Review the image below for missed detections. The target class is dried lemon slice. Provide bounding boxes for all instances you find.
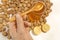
[41,24,50,33]
[32,26,41,35]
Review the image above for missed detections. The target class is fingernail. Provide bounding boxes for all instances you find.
[16,14,20,17]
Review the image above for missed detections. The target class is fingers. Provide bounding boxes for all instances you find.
[8,22,17,38]
[16,14,31,32]
[16,14,25,32]
[24,21,31,31]
[24,21,31,27]
[23,15,27,21]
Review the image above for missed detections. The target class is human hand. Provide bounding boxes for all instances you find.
[9,14,33,40]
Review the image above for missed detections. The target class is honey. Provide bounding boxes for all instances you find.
[27,12,41,22]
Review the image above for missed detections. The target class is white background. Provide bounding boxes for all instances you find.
[0,0,60,40]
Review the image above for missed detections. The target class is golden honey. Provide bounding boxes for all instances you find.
[27,12,41,22]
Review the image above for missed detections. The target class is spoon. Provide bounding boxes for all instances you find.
[21,1,45,16]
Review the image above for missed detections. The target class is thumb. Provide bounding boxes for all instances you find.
[8,22,17,38]
[16,14,26,32]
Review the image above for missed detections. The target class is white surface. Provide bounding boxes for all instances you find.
[30,0,60,40]
[0,0,60,40]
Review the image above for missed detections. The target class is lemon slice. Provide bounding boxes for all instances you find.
[32,26,41,35]
[41,24,50,33]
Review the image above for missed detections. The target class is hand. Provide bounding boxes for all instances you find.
[9,14,33,40]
